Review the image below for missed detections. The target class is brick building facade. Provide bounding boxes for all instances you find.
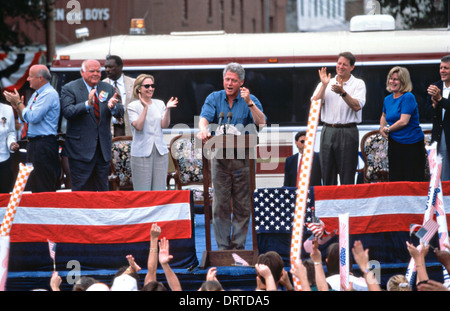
[15,0,288,46]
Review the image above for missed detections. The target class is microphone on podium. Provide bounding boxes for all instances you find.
[218,112,225,128]
[225,112,232,135]
[226,112,232,124]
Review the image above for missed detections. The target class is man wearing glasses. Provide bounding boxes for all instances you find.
[283,131,322,187]
[61,59,124,191]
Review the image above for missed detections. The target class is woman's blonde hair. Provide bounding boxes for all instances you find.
[133,74,155,99]
[386,66,413,93]
[386,274,411,291]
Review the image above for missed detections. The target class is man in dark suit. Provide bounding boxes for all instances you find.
[283,131,322,187]
[61,59,124,191]
[427,55,450,181]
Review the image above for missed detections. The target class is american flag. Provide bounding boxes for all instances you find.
[253,187,315,234]
[415,219,440,243]
[48,239,56,260]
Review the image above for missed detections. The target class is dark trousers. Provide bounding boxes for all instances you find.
[26,135,59,193]
[69,144,109,191]
[320,125,359,185]
[388,137,426,182]
[0,158,14,193]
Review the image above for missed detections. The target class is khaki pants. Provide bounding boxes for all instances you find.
[211,157,251,250]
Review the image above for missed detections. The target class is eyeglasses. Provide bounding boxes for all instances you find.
[142,84,156,89]
[299,140,305,144]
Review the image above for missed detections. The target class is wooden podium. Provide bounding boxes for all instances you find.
[199,134,259,268]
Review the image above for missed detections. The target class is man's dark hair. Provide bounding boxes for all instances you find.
[256,251,284,284]
[338,51,356,66]
[295,131,307,142]
[106,54,123,67]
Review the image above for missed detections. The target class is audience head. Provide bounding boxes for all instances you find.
[141,281,167,291]
[72,276,97,291]
[200,280,224,291]
[113,265,140,290]
[387,274,411,291]
[256,251,284,284]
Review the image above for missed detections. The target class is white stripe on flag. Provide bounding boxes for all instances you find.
[0,203,191,226]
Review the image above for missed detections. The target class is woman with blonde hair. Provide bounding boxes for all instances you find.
[386,274,411,291]
[379,66,426,182]
[127,74,178,190]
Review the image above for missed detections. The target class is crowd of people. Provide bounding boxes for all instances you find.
[44,225,450,291]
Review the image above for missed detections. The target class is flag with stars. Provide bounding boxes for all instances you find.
[253,187,315,234]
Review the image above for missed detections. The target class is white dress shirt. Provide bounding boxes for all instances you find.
[312,75,366,124]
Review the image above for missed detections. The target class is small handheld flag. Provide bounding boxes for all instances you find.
[413,219,439,244]
[48,240,56,271]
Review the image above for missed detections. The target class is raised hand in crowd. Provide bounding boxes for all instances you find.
[144,223,161,286]
[406,241,429,285]
[255,263,278,291]
[310,239,328,291]
[290,259,311,291]
[435,243,450,273]
[351,240,381,291]
[159,237,182,291]
[198,267,224,291]
[50,271,62,291]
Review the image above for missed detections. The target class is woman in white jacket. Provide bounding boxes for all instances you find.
[127,74,178,191]
[0,102,19,193]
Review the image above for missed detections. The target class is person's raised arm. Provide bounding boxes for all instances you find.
[311,67,331,102]
[406,241,429,284]
[352,240,381,291]
[159,237,181,291]
[290,259,311,291]
[130,93,149,131]
[50,271,62,291]
[161,97,178,129]
[435,243,450,273]
[144,223,160,286]
[310,240,328,291]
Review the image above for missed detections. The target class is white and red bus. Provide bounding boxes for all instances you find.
[50,27,449,187]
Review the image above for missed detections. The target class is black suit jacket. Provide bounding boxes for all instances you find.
[284,152,322,187]
[60,78,124,162]
[427,80,450,149]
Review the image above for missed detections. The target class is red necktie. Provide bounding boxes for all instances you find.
[114,81,122,102]
[93,92,100,123]
[21,93,38,139]
[296,154,303,186]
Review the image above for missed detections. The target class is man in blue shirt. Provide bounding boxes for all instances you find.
[3,64,60,192]
[198,62,266,250]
